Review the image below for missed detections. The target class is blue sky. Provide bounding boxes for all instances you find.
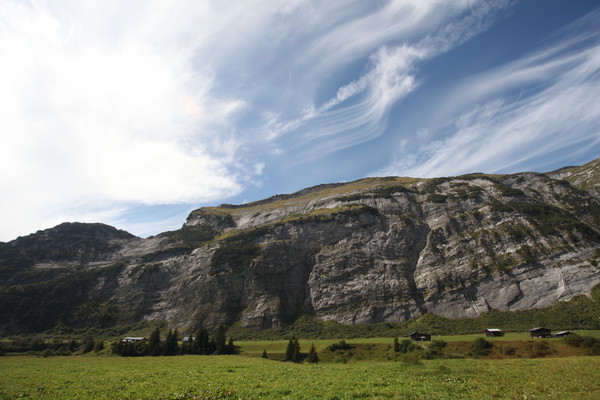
[1,0,599,241]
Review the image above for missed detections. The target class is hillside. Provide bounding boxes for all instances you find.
[1,159,600,334]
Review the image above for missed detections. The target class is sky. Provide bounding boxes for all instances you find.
[1,0,599,241]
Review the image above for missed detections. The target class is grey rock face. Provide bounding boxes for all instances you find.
[2,161,600,333]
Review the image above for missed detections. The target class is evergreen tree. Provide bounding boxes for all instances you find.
[285,337,301,362]
[68,338,80,353]
[82,336,95,354]
[292,338,301,363]
[261,349,268,359]
[171,329,180,355]
[285,338,295,361]
[226,337,235,355]
[215,325,227,355]
[307,343,319,363]
[393,337,400,352]
[180,337,190,355]
[111,340,124,356]
[148,328,162,356]
[94,340,104,353]
[163,329,179,356]
[190,329,200,354]
[134,340,147,356]
[194,328,210,355]
[163,329,172,356]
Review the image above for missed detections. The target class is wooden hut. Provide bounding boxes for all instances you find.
[408,332,431,341]
[555,330,573,337]
[122,336,147,343]
[529,327,551,338]
[485,328,504,337]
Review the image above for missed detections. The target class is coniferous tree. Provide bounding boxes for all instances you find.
[180,337,191,355]
[112,340,124,356]
[208,337,217,355]
[68,338,80,353]
[171,329,180,355]
[285,338,295,361]
[261,349,268,359]
[215,325,227,355]
[148,328,162,356]
[190,329,200,354]
[94,340,104,353]
[292,338,301,363]
[308,343,319,363]
[196,328,210,355]
[82,336,95,354]
[226,337,235,355]
[393,337,400,353]
[163,329,179,356]
[285,337,301,362]
[163,329,173,356]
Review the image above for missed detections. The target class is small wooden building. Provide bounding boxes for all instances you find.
[122,336,147,343]
[529,327,552,338]
[485,328,504,337]
[408,332,431,341]
[555,330,573,337]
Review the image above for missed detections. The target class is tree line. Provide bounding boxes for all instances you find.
[0,335,103,357]
[112,327,236,357]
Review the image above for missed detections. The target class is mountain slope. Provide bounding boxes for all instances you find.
[1,161,600,334]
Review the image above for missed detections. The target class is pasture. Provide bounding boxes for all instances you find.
[1,355,599,399]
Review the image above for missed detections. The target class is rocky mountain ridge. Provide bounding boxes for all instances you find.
[1,158,600,334]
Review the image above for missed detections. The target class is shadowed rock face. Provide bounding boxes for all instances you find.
[2,159,600,333]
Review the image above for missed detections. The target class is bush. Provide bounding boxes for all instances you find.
[428,340,447,356]
[394,339,415,354]
[563,334,584,348]
[427,194,448,203]
[528,341,552,358]
[580,336,600,355]
[328,340,351,352]
[40,349,54,358]
[470,338,493,357]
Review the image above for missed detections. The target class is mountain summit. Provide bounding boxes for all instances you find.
[1,159,600,333]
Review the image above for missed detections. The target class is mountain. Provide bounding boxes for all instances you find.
[2,159,600,334]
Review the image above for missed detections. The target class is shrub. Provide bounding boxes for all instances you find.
[528,341,551,358]
[428,340,447,356]
[328,340,351,352]
[563,334,584,348]
[470,338,493,357]
[427,194,448,203]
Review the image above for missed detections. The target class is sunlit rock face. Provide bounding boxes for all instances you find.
[2,159,600,333]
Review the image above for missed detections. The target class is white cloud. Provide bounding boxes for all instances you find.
[0,0,251,240]
[377,10,600,178]
[0,0,518,240]
[268,0,512,160]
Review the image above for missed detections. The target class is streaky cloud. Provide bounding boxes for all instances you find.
[271,0,513,162]
[377,8,600,178]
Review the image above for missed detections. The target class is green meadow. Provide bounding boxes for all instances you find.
[1,355,600,399]
[2,332,600,399]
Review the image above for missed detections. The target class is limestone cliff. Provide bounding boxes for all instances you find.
[1,159,600,333]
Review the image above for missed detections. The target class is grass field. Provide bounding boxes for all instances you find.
[235,330,600,354]
[1,355,599,399]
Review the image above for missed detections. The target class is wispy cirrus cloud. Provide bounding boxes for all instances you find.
[1,0,557,241]
[377,7,600,178]
[265,0,514,161]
